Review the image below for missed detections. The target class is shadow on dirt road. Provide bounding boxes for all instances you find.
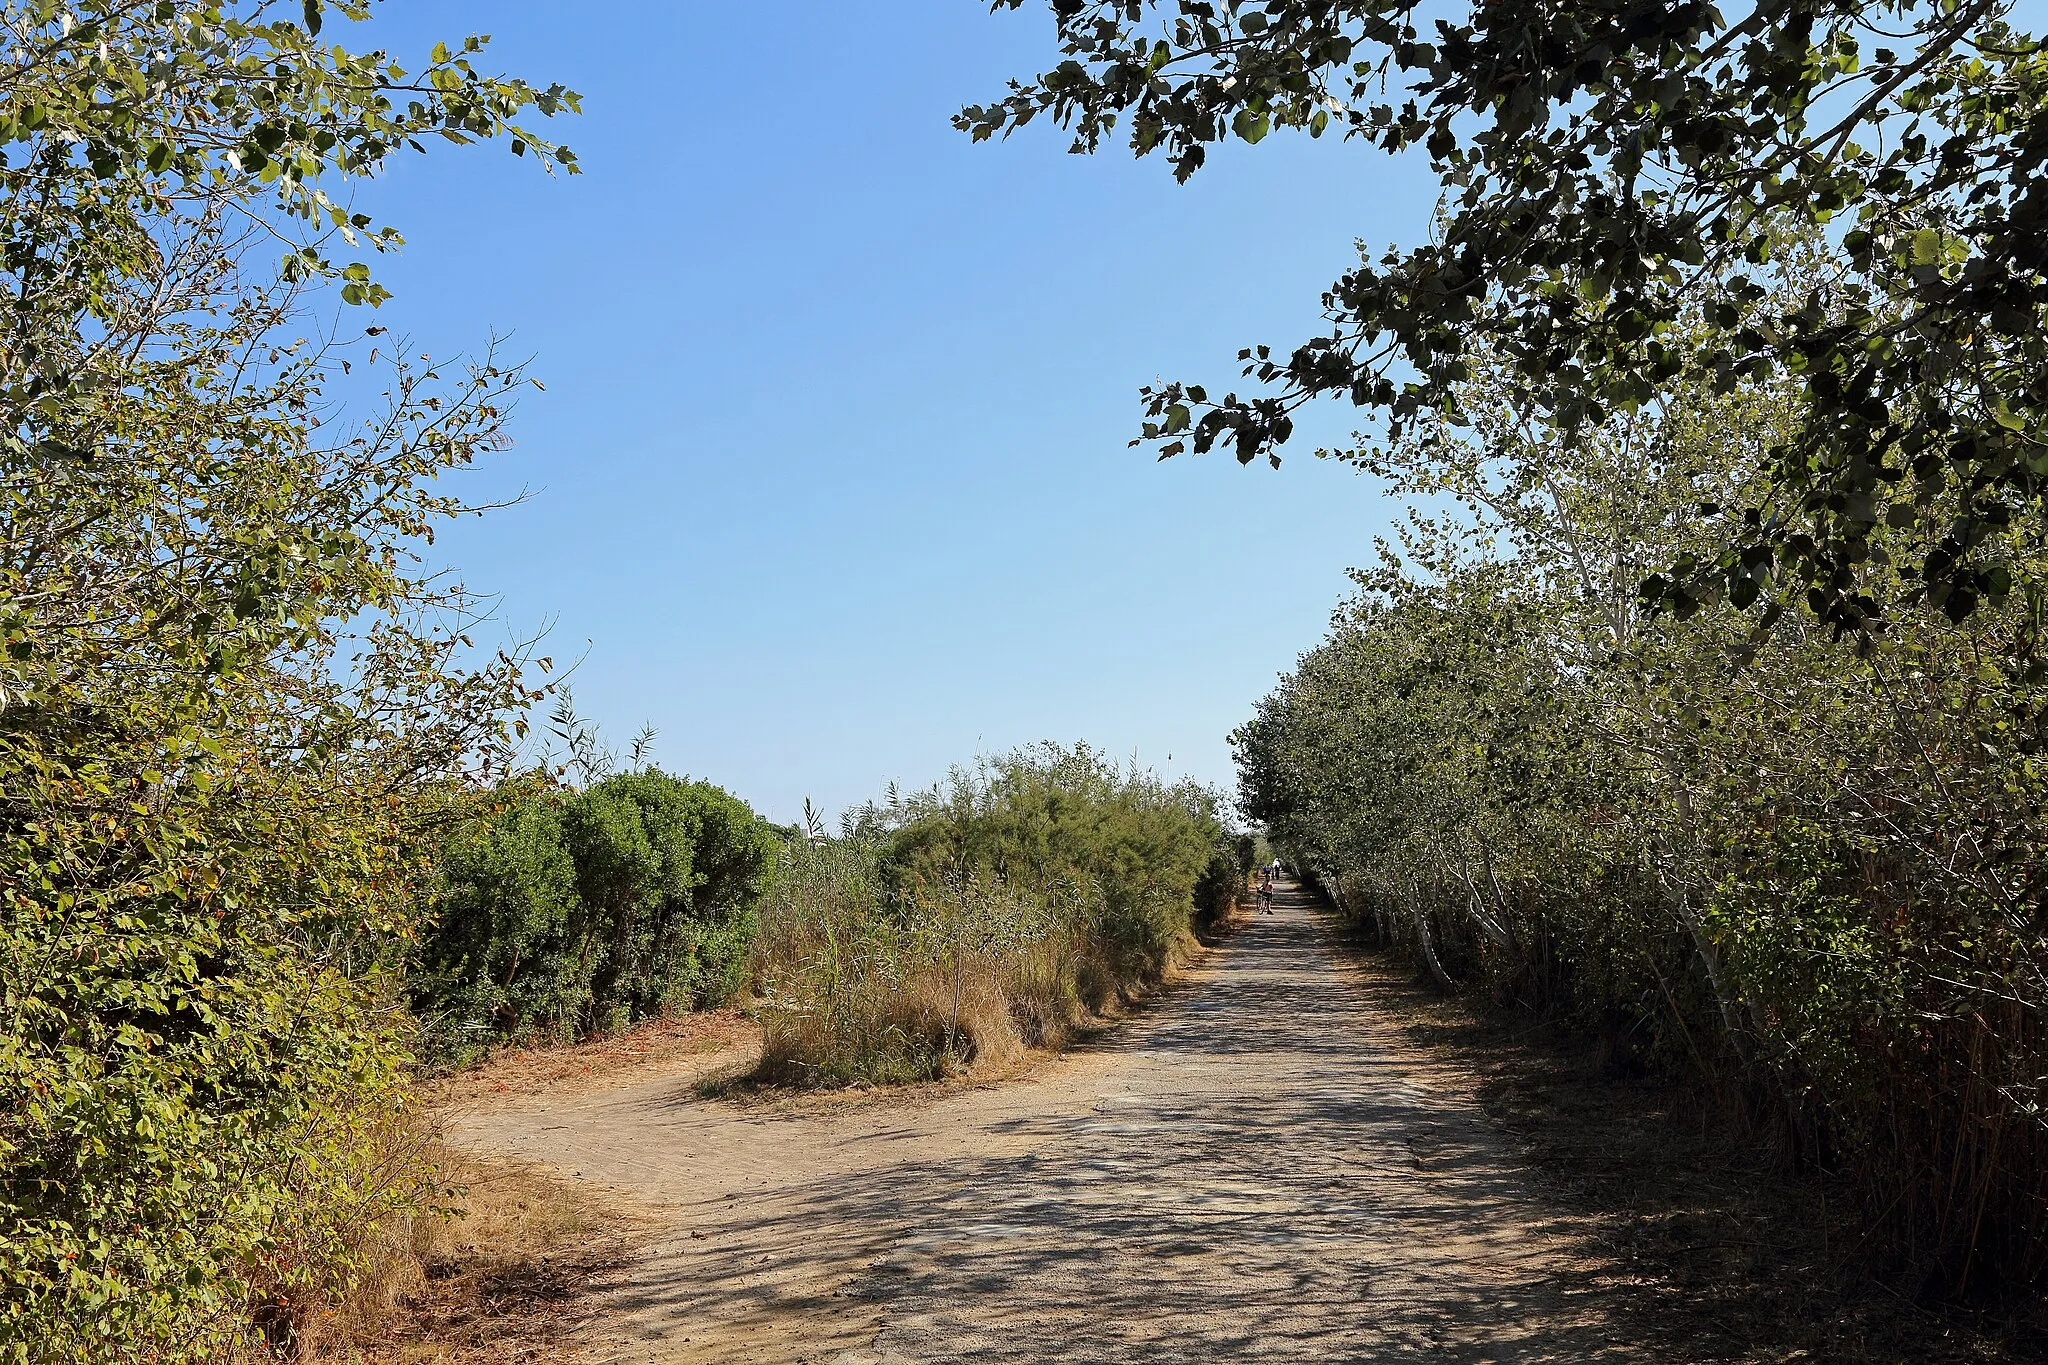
[448,884,1648,1363]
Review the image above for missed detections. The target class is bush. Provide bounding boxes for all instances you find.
[750,837,990,1086]
[0,6,575,1354]
[415,768,775,1056]
[1194,833,1254,926]
[417,784,587,1049]
[885,742,1228,972]
[752,743,1232,1085]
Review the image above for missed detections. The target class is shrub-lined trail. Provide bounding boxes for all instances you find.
[447,884,1645,1362]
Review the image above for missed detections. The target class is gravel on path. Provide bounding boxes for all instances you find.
[444,884,1648,1363]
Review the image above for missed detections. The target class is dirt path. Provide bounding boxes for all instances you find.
[444,885,1647,1362]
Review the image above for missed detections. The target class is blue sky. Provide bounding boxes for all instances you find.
[352,2,1435,825]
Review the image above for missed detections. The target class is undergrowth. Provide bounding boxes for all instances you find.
[750,743,1241,1086]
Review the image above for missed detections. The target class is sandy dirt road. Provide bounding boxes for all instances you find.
[444,885,1648,1363]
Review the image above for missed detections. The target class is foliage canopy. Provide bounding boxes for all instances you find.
[0,2,575,1357]
[967,0,2048,634]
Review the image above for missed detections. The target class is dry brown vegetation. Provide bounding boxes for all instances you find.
[314,1147,646,1365]
[300,1013,752,1361]
[746,746,1243,1088]
[430,1008,758,1107]
[755,955,1029,1085]
[747,880,1203,1090]
[1344,938,2048,1363]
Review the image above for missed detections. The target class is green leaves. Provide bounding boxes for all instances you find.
[336,261,388,308]
[1241,288,2048,1288]
[971,0,2048,635]
[419,768,776,1052]
[0,3,579,1355]
[757,744,1229,1084]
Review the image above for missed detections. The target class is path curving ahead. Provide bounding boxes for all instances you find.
[445,885,1646,1363]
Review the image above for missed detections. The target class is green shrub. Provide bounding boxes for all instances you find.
[416,768,775,1054]
[753,744,1231,1085]
[1194,834,1254,925]
[416,784,587,1050]
[885,742,1227,972]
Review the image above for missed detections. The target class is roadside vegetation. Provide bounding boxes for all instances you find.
[321,1148,643,1365]
[749,743,1244,1085]
[979,0,2048,1307]
[1234,285,2048,1297]
[16,0,2048,1358]
[413,760,775,1063]
[413,738,1244,1085]
[0,4,579,1359]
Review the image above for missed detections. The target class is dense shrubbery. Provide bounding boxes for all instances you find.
[415,769,775,1057]
[1237,316,2048,1294]
[0,6,577,1358]
[753,744,1240,1085]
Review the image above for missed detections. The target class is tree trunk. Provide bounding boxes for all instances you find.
[1408,877,1455,989]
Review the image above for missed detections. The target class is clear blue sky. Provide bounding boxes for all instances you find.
[352,2,1435,826]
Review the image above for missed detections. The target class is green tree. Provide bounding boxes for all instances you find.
[969,1,2048,635]
[562,769,775,1029]
[565,770,696,1027]
[0,3,576,1357]
[1236,324,2048,1290]
[414,767,776,1052]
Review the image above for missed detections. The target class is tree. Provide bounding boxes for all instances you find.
[0,3,576,1357]
[966,1,2048,636]
[564,770,698,1026]
[417,784,586,1046]
[1236,322,2048,1290]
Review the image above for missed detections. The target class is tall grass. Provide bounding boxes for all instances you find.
[751,744,1238,1085]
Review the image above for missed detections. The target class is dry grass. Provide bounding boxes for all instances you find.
[727,929,1210,1108]
[429,1008,758,1107]
[753,921,1214,1090]
[314,1145,646,1364]
[1335,932,2046,1363]
[1000,938,1101,1049]
[755,958,1025,1086]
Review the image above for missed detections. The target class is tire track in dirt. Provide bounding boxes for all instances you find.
[443,885,1649,1362]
